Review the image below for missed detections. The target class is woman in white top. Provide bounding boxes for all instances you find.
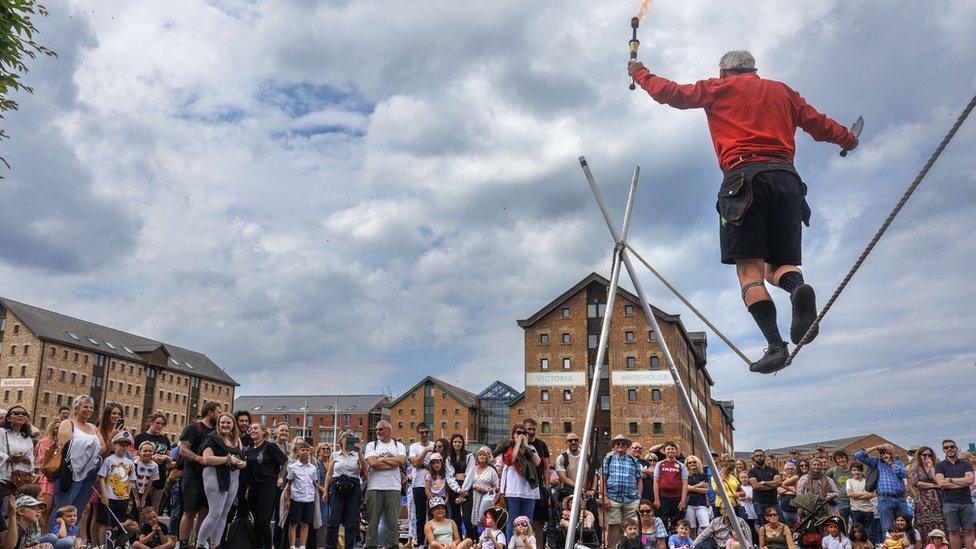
[0,405,35,479]
[462,446,500,526]
[495,425,541,542]
[49,395,104,530]
[324,429,366,549]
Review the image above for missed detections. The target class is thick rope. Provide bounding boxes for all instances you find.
[787,90,976,365]
[624,242,753,365]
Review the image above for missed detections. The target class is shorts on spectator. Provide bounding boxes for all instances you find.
[943,502,975,533]
[181,473,209,513]
[96,499,132,526]
[686,505,712,529]
[606,498,639,525]
[288,500,315,525]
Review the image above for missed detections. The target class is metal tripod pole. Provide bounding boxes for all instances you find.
[564,164,639,549]
[576,156,749,549]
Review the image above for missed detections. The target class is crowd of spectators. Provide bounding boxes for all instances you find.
[1,401,974,549]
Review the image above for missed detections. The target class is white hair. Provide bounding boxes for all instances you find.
[719,50,757,72]
[72,394,94,411]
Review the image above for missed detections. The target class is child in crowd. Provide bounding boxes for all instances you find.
[50,505,80,544]
[668,520,695,549]
[134,441,161,514]
[849,524,873,549]
[133,507,175,549]
[883,528,909,549]
[924,529,948,549]
[96,431,140,545]
[617,519,642,549]
[424,497,473,549]
[508,515,536,549]
[478,507,508,549]
[2,495,61,549]
[426,452,449,502]
[821,517,851,549]
[725,532,742,549]
[284,440,322,549]
[559,496,595,531]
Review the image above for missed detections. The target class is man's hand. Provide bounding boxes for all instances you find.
[628,60,646,77]
[678,498,687,511]
[654,498,661,509]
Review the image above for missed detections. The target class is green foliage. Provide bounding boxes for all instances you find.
[0,0,57,170]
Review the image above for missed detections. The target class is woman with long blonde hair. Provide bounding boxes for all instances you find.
[197,412,246,548]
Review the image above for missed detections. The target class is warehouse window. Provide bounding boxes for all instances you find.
[563,390,571,401]
[541,422,551,434]
[539,333,549,345]
[624,304,634,316]
[541,390,550,403]
[563,421,572,433]
[628,389,637,402]
[649,356,660,369]
[652,389,661,402]
[540,358,549,370]
[629,422,638,435]
[653,422,663,435]
[626,357,635,369]
[561,307,570,317]
[648,330,658,342]
[562,333,571,344]
[625,331,635,342]
[563,358,571,369]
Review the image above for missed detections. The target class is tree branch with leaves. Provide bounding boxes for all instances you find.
[0,0,57,170]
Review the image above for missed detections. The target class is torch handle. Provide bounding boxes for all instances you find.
[629,17,640,91]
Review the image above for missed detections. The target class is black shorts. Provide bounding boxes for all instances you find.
[181,472,208,513]
[717,163,810,266]
[288,500,315,524]
[97,498,132,526]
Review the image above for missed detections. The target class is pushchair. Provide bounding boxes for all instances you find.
[547,489,600,549]
[790,493,840,549]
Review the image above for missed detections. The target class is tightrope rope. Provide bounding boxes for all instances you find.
[787,90,976,365]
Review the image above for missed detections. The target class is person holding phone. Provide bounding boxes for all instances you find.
[324,430,365,549]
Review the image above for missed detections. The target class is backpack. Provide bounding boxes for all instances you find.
[175,421,206,469]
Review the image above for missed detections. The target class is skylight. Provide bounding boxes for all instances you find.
[105,342,117,350]
[67,331,80,341]
[274,405,286,411]
[252,406,262,411]
[169,358,180,366]
[87,337,99,345]
[300,406,309,411]
[122,346,135,354]
[321,406,334,411]
[184,362,194,369]
[345,406,356,411]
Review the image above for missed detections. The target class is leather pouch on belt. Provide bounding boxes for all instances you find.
[716,170,753,227]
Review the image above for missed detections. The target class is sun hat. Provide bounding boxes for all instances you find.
[112,430,133,444]
[428,452,442,461]
[610,434,632,447]
[15,495,46,510]
[929,529,946,540]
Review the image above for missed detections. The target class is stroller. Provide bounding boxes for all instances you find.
[790,493,840,549]
[547,489,600,549]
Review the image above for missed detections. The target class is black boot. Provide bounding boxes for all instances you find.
[790,284,818,345]
[750,342,789,374]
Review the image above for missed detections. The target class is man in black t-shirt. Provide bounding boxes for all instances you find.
[934,439,975,548]
[134,413,174,510]
[747,449,782,526]
[176,401,221,548]
[524,418,551,548]
[235,410,254,448]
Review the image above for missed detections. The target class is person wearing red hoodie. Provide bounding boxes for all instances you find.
[627,50,859,374]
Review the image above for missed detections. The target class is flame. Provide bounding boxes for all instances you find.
[634,0,653,22]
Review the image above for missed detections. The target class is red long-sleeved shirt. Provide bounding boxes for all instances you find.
[633,68,857,172]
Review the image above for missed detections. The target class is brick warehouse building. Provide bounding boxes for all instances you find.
[388,376,487,444]
[0,297,237,440]
[233,394,389,444]
[510,273,735,458]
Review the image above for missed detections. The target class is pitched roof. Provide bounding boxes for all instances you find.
[388,376,481,409]
[757,434,902,456]
[710,398,735,427]
[233,394,388,414]
[1,297,237,386]
[478,380,520,402]
[516,272,713,385]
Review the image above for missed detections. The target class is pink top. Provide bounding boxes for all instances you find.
[35,437,55,495]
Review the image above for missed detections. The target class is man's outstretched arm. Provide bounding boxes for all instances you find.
[629,62,714,110]
[794,91,858,149]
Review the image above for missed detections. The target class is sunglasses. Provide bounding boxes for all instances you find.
[921,452,933,457]
[9,410,29,417]
[566,438,579,443]
[514,430,525,435]
[766,513,778,517]
[639,509,652,514]
[944,445,956,450]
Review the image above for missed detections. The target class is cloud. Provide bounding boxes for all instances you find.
[2,0,974,453]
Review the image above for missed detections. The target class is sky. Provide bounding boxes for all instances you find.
[1,1,974,453]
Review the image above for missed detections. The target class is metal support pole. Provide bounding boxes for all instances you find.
[564,163,639,549]
[570,157,748,549]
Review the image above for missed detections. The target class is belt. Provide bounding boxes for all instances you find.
[878,493,905,498]
[725,153,791,172]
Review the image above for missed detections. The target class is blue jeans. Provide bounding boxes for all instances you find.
[505,497,537,541]
[850,510,874,535]
[50,466,99,530]
[37,534,75,549]
[326,486,362,549]
[877,495,912,537]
